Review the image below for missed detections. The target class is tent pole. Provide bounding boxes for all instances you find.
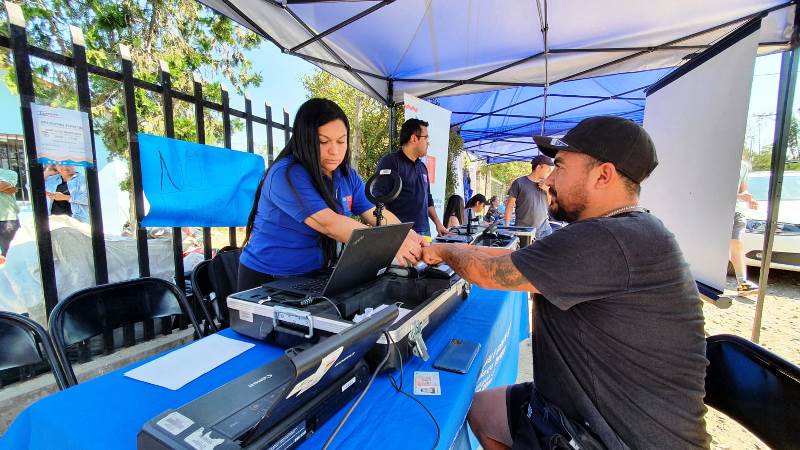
[388,79,396,149]
[536,0,549,136]
[751,48,798,343]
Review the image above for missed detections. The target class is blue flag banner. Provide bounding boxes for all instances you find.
[138,133,264,227]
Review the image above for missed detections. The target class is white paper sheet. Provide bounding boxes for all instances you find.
[124,334,254,390]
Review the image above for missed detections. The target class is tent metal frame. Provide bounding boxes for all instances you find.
[213,0,792,109]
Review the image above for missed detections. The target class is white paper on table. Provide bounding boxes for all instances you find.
[124,334,254,390]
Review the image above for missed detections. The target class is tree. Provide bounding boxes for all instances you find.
[445,128,463,198]
[488,161,530,186]
[1,0,262,161]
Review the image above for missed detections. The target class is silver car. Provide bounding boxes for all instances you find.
[741,170,800,272]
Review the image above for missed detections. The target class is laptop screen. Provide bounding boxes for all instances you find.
[323,223,413,296]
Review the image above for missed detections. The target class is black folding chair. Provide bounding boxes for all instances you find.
[48,277,202,386]
[705,334,800,449]
[206,246,241,329]
[190,259,219,336]
[0,311,69,390]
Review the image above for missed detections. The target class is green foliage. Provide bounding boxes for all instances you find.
[445,128,463,198]
[487,161,530,185]
[1,0,262,166]
[749,114,800,171]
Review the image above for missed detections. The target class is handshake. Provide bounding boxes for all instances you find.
[394,231,446,266]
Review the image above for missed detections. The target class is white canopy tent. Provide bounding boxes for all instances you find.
[196,0,796,159]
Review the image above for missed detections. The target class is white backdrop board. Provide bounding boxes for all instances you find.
[641,24,761,292]
[403,94,452,232]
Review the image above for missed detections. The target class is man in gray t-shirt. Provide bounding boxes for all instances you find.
[505,154,553,239]
[422,117,708,450]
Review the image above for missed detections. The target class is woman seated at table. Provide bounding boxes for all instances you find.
[237,98,424,291]
[442,194,465,229]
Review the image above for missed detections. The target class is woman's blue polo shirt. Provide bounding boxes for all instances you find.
[240,156,373,276]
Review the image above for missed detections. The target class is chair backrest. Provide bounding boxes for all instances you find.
[207,246,241,326]
[705,334,800,449]
[190,259,219,335]
[0,312,69,390]
[49,277,201,386]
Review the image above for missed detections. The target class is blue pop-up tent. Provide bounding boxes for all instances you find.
[196,0,795,160]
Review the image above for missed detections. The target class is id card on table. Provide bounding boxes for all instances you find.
[414,371,441,396]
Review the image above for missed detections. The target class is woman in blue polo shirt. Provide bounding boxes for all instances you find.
[237,98,423,290]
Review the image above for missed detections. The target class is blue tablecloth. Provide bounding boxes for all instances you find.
[1,287,528,450]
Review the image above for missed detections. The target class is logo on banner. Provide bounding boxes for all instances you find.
[404,104,419,113]
[426,155,436,185]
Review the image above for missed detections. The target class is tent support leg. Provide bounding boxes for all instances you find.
[751,48,798,343]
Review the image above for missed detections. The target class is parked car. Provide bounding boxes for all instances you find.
[740,171,800,272]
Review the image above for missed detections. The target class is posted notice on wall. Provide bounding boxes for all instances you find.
[403,94,452,231]
[31,103,94,167]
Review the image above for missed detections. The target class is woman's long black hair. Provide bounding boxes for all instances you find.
[442,194,465,227]
[244,98,351,268]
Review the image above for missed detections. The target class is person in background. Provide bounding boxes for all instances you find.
[375,118,449,237]
[45,165,89,224]
[505,154,554,239]
[422,116,708,450]
[730,154,759,293]
[485,195,501,223]
[237,98,425,291]
[442,194,465,229]
[43,164,58,179]
[0,167,20,263]
[466,194,488,224]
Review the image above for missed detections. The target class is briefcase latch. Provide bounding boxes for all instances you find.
[409,321,429,361]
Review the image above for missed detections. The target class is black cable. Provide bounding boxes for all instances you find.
[386,334,440,450]
[312,296,342,319]
[322,334,391,450]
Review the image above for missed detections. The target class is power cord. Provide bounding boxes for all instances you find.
[322,333,391,450]
[322,332,440,450]
[386,333,440,450]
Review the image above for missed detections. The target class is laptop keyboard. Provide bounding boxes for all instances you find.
[290,278,327,293]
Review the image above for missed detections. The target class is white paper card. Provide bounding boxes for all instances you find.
[124,334,254,390]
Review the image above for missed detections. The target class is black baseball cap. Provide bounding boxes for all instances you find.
[531,154,554,166]
[533,116,658,183]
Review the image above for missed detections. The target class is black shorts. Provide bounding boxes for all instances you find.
[506,383,606,450]
[507,382,545,450]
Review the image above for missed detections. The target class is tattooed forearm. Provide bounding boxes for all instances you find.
[438,245,536,292]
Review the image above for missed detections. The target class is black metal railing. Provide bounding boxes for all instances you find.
[1,3,289,318]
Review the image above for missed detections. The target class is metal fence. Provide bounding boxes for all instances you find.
[1,3,290,317]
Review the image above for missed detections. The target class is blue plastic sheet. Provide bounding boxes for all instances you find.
[138,133,264,227]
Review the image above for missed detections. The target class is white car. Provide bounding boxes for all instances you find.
[741,170,800,272]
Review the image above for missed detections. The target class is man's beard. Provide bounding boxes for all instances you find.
[548,186,585,223]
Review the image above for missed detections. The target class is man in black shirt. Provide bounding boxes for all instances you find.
[422,116,709,449]
[375,119,448,236]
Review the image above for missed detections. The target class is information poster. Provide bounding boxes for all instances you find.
[31,103,94,167]
[403,94,451,231]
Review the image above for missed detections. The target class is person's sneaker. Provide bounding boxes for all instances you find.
[737,280,759,294]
